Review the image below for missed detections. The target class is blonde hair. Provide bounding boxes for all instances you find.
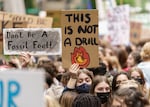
[44,95,60,107]
[140,42,150,61]
[60,91,78,107]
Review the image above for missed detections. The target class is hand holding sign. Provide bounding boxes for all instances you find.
[69,63,80,79]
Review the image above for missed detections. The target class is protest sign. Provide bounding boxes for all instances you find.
[0,69,44,107]
[107,5,130,45]
[0,20,27,40]
[61,10,99,68]
[0,11,53,26]
[130,21,142,44]
[3,28,61,55]
[0,11,53,41]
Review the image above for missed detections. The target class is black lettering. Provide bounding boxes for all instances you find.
[78,25,98,34]
[82,38,87,45]
[42,31,48,37]
[81,14,84,22]
[64,38,71,47]
[65,14,72,22]
[2,21,9,28]
[75,38,82,45]
[93,25,98,33]
[65,26,73,35]
[78,25,86,33]
[7,32,10,38]
[33,41,38,48]
[8,41,12,50]
[74,14,79,23]
[85,13,91,23]
[94,38,98,45]
[75,37,98,46]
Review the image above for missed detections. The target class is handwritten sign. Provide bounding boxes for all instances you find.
[0,11,53,40]
[107,5,130,45]
[3,28,62,55]
[0,20,27,40]
[130,21,142,44]
[0,11,53,27]
[0,69,44,107]
[61,10,99,68]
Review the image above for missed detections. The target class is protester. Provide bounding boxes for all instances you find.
[64,63,94,94]
[112,72,130,92]
[113,46,128,69]
[138,42,150,88]
[37,60,64,100]
[126,51,141,71]
[111,87,150,107]
[72,93,101,107]
[103,56,122,76]
[90,75,111,107]
[129,67,150,100]
[59,91,78,107]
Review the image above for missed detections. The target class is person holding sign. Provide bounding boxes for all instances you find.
[64,63,93,94]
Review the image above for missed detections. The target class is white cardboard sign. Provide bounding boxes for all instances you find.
[3,28,62,55]
[0,69,44,107]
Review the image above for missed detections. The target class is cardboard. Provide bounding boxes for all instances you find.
[0,20,27,40]
[0,11,53,27]
[0,11,53,41]
[0,69,44,107]
[130,21,142,44]
[61,10,99,68]
[3,28,62,55]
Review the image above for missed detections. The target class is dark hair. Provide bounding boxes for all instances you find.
[113,46,128,68]
[88,62,107,76]
[72,93,101,107]
[112,72,130,92]
[45,72,53,87]
[130,51,141,65]
[37,61,58,78]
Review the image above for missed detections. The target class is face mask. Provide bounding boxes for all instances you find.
[76,83,91,93]
[134,78,144,85]
[97,92,110,104]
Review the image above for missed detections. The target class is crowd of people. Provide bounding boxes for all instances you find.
[0,41,150,107]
